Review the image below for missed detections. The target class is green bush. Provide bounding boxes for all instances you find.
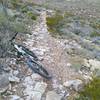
[76,77,100,100]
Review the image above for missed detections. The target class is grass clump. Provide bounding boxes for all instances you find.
[90,20,100,29]
[27,11,37,20]
[76,77,100,100]
[64,11,74,17]
[46,13,63,37]
[90,31,100,37]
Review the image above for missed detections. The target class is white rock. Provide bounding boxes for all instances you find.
[88,59,100,70]
[66,63,72,67]
[46,91,62,100]
[13,70,19,76]
[9,76,20,83]
[32,91,42,100]
[9,95,22,100]
[34,82,47,95]
[63,79,83,91]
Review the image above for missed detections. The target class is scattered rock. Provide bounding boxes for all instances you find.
[63,79,83,91]
[84,59,100,72]
[46,91,62,100]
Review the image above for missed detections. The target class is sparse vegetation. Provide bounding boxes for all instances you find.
[76,77,100,100]
[90,20,100,29]
[90,31,100,37]
[46,13,64,37]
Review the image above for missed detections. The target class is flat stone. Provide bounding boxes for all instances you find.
[46,91,62,100]
[63,79,83,91]
[34,82,47,95]
[9,95,21,100]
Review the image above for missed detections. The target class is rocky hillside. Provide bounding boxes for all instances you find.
[0,0,100,100]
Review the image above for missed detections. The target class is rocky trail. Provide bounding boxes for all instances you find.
[0,0,100,100]
[23,11,80,82]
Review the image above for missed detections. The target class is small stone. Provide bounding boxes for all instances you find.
[66,63,72,67]
[9,76,20,83]
[46,91,62,100]
[63,79,83,91]
[13,70,19,76]
[34,82,47,95]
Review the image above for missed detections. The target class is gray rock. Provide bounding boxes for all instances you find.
[0,74,9,93]
[31,91,42,100]
[63,79,83,91]
[34,82,47,95]
[46,91,62,100]
[31,73,42,81]
[9,76,20,83]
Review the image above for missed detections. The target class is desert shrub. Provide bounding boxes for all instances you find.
[46,13,63,37]
[76,77,100,100]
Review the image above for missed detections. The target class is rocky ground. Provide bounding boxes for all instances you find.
[0,0,100,100]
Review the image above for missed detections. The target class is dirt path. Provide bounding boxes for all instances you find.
[23,11,80,83]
